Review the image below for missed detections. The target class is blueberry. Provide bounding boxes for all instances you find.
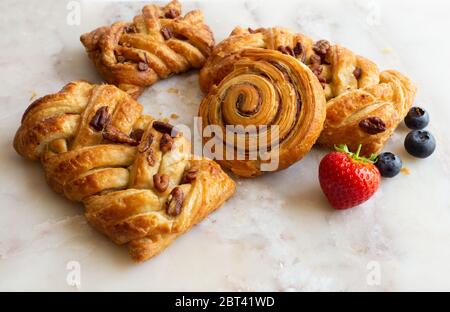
[404,107,429,130]
[404,130,436,158]
[375,152,403,178]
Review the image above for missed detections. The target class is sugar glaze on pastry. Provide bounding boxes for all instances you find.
[14,81,235,262]
[81,0,215,98]
[200,26,416,155]
[199,49,327,177]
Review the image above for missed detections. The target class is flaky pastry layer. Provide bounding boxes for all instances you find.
[199,49,327,177]
[199,26,416,156]
[81,0,215,98]
[14,81,235,262]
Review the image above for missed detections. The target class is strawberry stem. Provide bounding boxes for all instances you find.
[334,144,376,164]
[355,144,362,158]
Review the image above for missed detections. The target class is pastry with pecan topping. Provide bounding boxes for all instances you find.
[199,26,416,155]
[14,81,235,262]
[80,0,215,98]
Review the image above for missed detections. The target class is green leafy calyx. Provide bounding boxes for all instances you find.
[334,144,377,163]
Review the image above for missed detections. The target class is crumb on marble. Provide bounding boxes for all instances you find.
[167,87,180,95]
[401,167,410,175]
[29,91,37,101]
[170,113,179,120]
[382,47,393,54]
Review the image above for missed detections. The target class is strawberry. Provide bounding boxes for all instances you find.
[319,144,380,209]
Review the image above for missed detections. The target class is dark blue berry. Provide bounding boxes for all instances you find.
[404,130,436,158]
[375,152,402,178]
[404,107,429,130]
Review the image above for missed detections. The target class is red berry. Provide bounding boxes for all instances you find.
[318,145,380,209]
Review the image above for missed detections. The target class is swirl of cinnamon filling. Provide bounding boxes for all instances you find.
[199,49,327,177]
[200,26,416,155]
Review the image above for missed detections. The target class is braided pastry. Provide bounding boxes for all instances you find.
[199,49,327,177]
[199,27,416,156]
[80,0,215,98]
[13,81,235,262]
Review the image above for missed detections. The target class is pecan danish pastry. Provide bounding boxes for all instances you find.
[14,81,235,262]
[199,27,416,155]
[198,49,327,177]
[80,0,215,98]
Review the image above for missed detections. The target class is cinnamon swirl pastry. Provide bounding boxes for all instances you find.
[80,0,215,98]
[198,49,327,177]
[199,27,416,156]
[14,81,235,262]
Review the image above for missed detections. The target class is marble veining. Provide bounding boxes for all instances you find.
[0,0,449,291]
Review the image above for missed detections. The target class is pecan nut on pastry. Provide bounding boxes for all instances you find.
[198,49,327,177]
[80,0,215,99]
[13,81,235,262]
[199,26,416,155]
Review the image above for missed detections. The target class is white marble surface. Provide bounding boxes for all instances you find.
[1,0,450,291]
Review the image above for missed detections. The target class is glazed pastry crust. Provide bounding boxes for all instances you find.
[80,0,215,98]
[199,27,416,156]
[319,70,416,155]
[14,81,235,262]
[199,48,327,177]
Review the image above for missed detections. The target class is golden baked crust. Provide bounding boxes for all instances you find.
[14,81,235,262]
[199,27,416,156]
[80,0,215,98]
[199,49,327,177]
[320,70,416,155]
